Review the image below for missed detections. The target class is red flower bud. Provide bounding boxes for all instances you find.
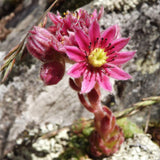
[26,26,56,62]
[40,61,65,85]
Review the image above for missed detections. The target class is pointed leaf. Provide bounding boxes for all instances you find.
[0,52,17,72]
[87,88,100,106]
[78,93,95,113]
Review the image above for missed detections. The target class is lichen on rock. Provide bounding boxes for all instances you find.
[93,0,157,12]
[136,50,160,74]
[4,123,160,160]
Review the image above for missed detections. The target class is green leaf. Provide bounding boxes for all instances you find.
[117,118,143,138]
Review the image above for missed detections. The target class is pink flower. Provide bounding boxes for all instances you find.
[65,21,135,93]
[47,7,104,53]
[48,7,104,36]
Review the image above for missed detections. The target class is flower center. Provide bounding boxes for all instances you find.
[88,48,107,67]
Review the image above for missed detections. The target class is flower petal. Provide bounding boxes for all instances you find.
[48,12,62,25]
[115,25,121,39]
[111,51,136,65]
[91,9,98,20]
[100,25,117,48]
[81,70,96,93]
[108,38,130,53]
[29,37,45,53]
[65,46,86,62]
[106,64,131,80]
[68,62,86,78]
[32,35,50,48]
[96,73,112,91]
[97,7,104,20]
[89,20,100,49]
[26,42,42,60]
[34,26,53,39]
[75,29,89,53]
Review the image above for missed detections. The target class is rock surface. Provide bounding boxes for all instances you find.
[0,0,160,159]
[3,123,160,160]
[107,134,160,160]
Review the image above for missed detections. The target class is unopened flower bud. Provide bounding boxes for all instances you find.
[26,26,55,62]
[40,61,65,85]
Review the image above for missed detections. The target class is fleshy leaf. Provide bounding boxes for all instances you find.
[78,93,95,113]
[69,78,81,92]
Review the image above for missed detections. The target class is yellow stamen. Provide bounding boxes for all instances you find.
[88,48,107,68]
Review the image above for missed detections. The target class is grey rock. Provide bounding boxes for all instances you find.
[107,134,160,160]
[4,124,160,160]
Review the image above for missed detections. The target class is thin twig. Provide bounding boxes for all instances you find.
[0,0,59,83]
[145,107,151,133]
[115,96,160,119]
[35,0,59,26]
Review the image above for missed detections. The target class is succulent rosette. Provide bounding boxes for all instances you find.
[77,85,124,157]
[89,106,124,157]
[65,20,135,93]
